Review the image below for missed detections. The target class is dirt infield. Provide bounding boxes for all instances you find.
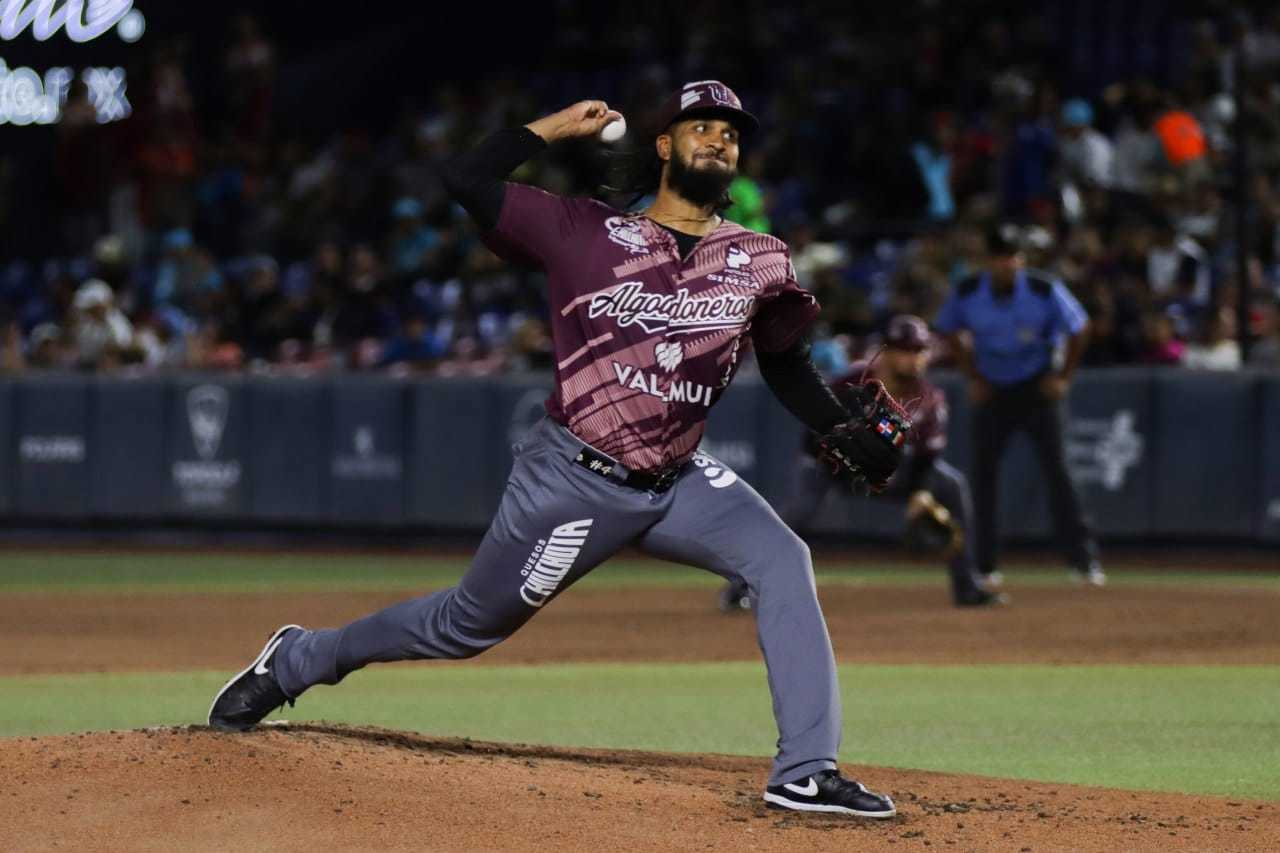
[4,578,1279,850]
[2,725,1277,852]
[5,582,1279,675]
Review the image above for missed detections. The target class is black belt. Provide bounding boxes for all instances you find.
[573,445,686,494]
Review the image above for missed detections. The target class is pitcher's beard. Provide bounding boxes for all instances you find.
[666,150,735,208]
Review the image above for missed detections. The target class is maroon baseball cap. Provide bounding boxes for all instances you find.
[884,315,931,350]
[655,80,759,135]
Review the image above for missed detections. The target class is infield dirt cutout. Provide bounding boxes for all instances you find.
[3,574,1279,851]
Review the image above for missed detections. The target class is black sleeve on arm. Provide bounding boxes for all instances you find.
[439,127,548,231]
[756,337,850,434]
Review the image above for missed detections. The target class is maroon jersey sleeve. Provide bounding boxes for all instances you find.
[913,383,949,456]
[483,183,587,270]
[750,253,820,352]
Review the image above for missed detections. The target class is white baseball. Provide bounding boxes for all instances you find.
[599,116,627,142]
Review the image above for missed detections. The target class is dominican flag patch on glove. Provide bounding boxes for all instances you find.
[877,419,906,447]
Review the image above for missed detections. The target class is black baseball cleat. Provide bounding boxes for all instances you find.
[717,578,751,613]
[764,770,897,818]
[955,588,1011,607]
[208,624,302,732]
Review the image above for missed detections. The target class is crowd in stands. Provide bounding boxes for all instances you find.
[3,3,1280,376]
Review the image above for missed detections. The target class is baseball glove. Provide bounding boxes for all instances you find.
[904,491,964,558]
[816,379,911,493]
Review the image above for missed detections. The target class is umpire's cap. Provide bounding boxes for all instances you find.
[655,80,759,136]
[985,222,1024,257]
[884,315,931,350]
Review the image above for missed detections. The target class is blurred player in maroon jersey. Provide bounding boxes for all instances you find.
[720,315,1005,611]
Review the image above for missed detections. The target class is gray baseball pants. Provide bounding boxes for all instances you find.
[274,416,841,786]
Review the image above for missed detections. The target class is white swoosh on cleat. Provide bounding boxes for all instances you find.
[783,778,818,797]
[253,636,287,675]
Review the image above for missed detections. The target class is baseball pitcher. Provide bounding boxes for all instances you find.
[209,81,909,819]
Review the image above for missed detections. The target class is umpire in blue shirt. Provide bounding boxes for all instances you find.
[934,225,1104,587]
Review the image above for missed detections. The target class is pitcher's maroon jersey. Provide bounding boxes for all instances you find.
[487,183,819,473]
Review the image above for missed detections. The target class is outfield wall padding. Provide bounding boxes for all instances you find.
[1150,372,1257,537]
[14,376,90,517]
[0,379,12,515]
[328,378,408,525]
[0,369,1274,543]
[248,379,327,523]
[406,378,500,529]
[91,378,167,518]
[1255,374,1280,543]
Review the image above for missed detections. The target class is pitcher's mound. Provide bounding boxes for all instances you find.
[1,724,1276,852]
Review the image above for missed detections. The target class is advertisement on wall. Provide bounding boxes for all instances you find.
[1065,410,1145,493]
[169,383,244,513]
[332,425,402,482]
[329,382,405,523]
[14,379,89,515]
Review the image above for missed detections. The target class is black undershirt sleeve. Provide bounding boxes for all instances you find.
[756,338,850,434]
[439,127,548,231]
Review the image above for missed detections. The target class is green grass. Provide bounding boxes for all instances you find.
[2,663,1277,800]
[1,551,1277,593]
[3,552,1277,800]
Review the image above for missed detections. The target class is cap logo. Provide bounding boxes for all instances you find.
[679,80,740,110]
[707,83,738,107]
